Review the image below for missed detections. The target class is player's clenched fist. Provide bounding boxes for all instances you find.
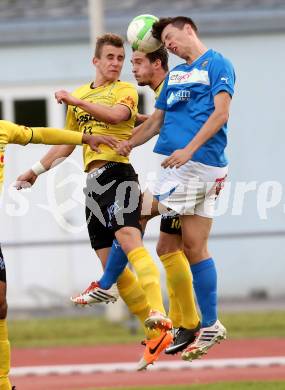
[55,90,79,106]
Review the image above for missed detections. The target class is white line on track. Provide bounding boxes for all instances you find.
[11,356,285,377]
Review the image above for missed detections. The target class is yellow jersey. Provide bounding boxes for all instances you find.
[0,145,4,194]
[64,81,138,171]
[154,81,165,100]
[0,120,83,193]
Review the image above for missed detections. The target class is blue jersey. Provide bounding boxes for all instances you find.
[154,49,235,167]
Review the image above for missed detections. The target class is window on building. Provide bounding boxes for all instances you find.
[138,93,146,114]
[14,99,47,126]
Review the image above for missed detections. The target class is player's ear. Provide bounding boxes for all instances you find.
[185,23,194,36]
[92,56,99,66]
[154,59,161,69]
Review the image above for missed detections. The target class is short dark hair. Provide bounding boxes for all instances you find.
[146,46,169,72]
[152,16,198,42]
[95,33,124,58]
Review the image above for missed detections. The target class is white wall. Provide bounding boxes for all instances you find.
[1,32,285,308]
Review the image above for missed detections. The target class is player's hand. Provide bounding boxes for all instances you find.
[116,140,133,156]
[136,113,149,124]
[15,169,38,190]
[161,148,192,169]
[82,134,119,153]
[55,90,79,106]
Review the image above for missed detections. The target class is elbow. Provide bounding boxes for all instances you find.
[108,118,121,125]
[217,111,229,126]
[108,109,131,125]
[106,115,123,125]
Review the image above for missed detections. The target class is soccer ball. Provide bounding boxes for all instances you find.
[127,14,162,53]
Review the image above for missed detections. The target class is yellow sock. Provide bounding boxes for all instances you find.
[0,319,12,390]
[117,267,159,339]
[127,247,165,315]
[160,251,200,329]
[166,280,182,328]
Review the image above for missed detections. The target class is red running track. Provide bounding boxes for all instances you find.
[11,338,285,389]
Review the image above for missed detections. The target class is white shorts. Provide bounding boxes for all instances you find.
[152,158,228,218]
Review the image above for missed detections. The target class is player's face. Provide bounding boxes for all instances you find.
[131,51,154,86]
[161,24,191,60]
[94,45,125,81]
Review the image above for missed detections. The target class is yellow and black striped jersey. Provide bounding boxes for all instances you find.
[64,81,138,171]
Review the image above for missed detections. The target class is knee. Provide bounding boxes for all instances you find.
[183,240,208,263]
[116,227,141,254]
[156,234,182,258]
[156,240,180,257]
[156,241,166,257]
[0,300,8,319]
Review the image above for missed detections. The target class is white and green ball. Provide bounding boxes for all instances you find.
[127,14,162,53]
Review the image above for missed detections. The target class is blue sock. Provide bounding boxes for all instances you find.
[99,239,128,289]
[191,258,217,328]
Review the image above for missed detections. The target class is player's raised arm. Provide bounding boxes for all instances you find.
[55,89,131,125]
[1,120,81,146]
[1,120,118,150]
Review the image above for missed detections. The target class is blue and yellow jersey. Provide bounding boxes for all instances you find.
[65,81,138,171]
